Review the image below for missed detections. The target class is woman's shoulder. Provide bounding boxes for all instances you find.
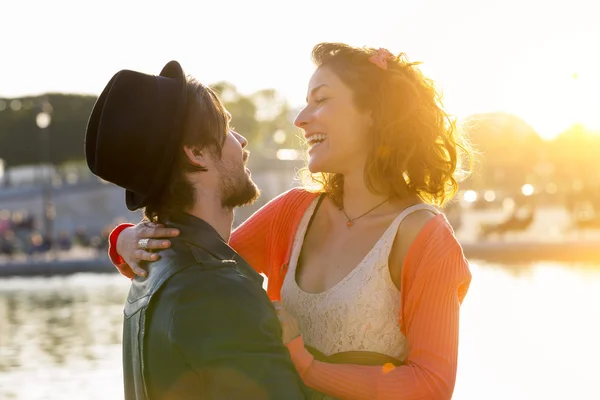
[401,211,462,258]
[402,211,470,283]
[393,204,448,250]
[390,210,448,275]
[404,209,454,241]
[392,209,465,271]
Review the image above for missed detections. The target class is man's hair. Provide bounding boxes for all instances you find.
[143,77,229,222]
[301,42,474,208]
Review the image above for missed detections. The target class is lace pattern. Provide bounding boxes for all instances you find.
[281,199,438,360]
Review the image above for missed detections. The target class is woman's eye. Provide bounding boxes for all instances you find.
[315,98,328,104]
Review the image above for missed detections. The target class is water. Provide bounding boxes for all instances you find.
[1,262,599,400]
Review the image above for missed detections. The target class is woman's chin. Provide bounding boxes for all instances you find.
[307,157,322,173]
[307,157,336,174]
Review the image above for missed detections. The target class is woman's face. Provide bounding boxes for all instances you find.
[294,66,372,174]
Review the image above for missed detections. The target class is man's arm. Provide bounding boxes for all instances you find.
[168,265,308,399]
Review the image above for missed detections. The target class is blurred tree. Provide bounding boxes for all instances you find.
[210,83,303,152]
[548,124,600,186]
[0,94,96,168]
[210,82,260,145]
[460,111,600,199]
[461,112,546,191]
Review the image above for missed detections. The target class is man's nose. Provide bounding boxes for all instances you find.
[232,131,248,148]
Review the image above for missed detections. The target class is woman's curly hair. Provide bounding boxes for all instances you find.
[301,42,473,207]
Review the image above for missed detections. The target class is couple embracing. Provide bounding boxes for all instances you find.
[85,42,472,400]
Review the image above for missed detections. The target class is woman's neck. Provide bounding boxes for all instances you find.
[339,170,390,218]
[338,170,421,219]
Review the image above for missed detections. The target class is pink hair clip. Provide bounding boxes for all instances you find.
[369,48,394,70]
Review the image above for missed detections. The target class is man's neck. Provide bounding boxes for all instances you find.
[185,192,234,242]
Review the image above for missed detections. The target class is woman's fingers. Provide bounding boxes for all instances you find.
[139,224,179,239]
[129,262,148,277]
[136,238,171,251]
[128,250,160,278]
[132,248,158,261]
[118,222,179,279]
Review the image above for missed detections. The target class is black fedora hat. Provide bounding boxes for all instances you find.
[85,61,187,211]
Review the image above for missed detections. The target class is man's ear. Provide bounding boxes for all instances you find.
[183,145,209,169]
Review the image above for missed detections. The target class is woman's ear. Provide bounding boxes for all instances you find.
[183,145,209,169]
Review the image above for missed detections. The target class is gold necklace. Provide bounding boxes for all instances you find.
[341,198,389,228]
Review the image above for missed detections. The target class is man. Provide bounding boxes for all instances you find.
[85,61,307,399]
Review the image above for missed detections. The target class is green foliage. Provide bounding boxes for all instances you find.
[209,82,302,151]
[0,94,96,167]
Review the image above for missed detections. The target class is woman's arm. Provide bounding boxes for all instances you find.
[283,223,471,400]
[230,187,315,277]
[228,200,276,276]
[107,202,279,278]
[108,187,314,279]
[107,206,276,278]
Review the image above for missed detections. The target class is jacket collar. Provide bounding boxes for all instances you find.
[166,211,264,287]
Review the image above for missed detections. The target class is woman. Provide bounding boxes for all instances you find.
[110,42,472,400]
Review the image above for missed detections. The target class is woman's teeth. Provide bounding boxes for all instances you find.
[308,134,327,147]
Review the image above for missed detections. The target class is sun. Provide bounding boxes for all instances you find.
[500,36,600,140]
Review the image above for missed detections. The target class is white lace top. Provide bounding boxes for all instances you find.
[281,197,439,361]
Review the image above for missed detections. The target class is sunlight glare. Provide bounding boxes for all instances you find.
[276,149,300,160]
[483,190,496,202]
[464,190,478,203]
[273,129,287,144]
[521,184,534,196]
[502,36,600,140]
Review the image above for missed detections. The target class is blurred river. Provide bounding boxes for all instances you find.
[1,261,599,400]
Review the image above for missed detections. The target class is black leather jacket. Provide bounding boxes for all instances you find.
[122,212,308,399]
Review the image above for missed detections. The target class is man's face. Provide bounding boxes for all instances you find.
[214,130,260,209]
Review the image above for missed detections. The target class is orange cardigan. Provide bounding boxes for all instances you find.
[109,187,471,400]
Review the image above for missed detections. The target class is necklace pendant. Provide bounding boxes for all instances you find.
[347,221,353,228]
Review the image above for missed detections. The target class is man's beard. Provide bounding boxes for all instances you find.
[215,160,260,209]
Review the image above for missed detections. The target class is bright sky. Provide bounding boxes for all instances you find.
[2,0,599,139]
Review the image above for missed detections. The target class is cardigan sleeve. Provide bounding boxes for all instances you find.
[229,202,274,276]
[284,219,471,400]
[230,187,317,278]
[107,223,136,279]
